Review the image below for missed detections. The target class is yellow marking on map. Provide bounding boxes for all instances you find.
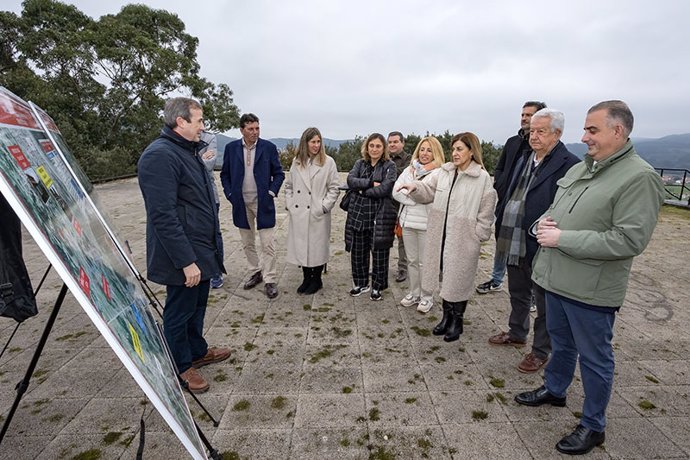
[35,165,53,188]
[128,323,145,362]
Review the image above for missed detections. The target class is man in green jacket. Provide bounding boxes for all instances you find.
[515,100,665,455]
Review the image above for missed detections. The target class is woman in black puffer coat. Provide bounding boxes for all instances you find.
[344,133,397,301]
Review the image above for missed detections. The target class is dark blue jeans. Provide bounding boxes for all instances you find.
[544,291,616,432]
[163,281,210,373]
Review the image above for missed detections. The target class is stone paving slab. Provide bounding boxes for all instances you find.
[1,175,689,459]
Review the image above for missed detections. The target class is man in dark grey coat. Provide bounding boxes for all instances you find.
[138,97,230,393]
[477,101,546,295]
[488,109,580,374]
[388,131,409,282]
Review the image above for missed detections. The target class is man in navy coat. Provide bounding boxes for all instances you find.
[138,97,231,393]
[221,113,284,299]
[488,108,580,373]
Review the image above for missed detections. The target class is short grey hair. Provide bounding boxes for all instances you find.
[588,100,634,137]
[163,97,202,129]
[532,108,565,133]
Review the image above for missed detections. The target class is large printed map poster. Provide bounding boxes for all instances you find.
[0,87,207,460]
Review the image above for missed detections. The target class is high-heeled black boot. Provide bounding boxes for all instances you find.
[297,266,311,294]
[304,266,324,294]
[433,300,452,336]
[443,300,467,342]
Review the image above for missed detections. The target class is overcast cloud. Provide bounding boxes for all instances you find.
[6,0,690,144]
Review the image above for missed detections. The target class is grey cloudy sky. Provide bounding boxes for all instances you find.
[6,0,690,144]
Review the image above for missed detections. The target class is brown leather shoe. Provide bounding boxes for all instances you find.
[265,282,278,299]
[243,271,263,290]
[192,347,232,369]
[488,331,526,347]
[179,367,209,394]
[518,352,549,373]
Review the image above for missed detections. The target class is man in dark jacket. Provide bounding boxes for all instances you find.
[221,114,284,299]
[477,101,546,295]
[388,131,409,282]
[138,97,230,394]
[488,109,580,374]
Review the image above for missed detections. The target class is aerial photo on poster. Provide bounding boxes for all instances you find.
[0,86,206,459]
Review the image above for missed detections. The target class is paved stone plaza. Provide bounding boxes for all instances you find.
[1,174,689,459]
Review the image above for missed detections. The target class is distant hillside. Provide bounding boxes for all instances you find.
[566,133,690,171]
[215,134,349,153]
[213,132,690,172]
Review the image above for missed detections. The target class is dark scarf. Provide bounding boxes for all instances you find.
[495,151,538,266]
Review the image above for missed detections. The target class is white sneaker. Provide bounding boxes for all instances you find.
[417,299,433,313]
[400,294,419,307]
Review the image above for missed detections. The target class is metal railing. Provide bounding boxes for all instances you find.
[655,168,690,207]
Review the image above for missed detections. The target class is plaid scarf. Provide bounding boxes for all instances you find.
[495,151,538,266]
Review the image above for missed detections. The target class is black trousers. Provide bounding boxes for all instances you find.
[350,229,390,290]
[507,259,550,359]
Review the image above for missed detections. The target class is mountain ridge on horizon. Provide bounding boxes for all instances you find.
[214,132,690,171]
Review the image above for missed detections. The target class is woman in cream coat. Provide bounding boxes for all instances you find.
[397,132,496,342]
[392,136,445,313]
[285,127,341,294]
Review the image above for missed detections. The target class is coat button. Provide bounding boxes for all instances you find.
[307,205,310,209]
[297,190,300,193]
[295,204,299,208]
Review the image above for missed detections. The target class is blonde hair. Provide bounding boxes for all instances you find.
[295,127,326,168]
[411,136,445,168]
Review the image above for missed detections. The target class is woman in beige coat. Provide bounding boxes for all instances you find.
[285,127,341,294]
[397,132,496,342]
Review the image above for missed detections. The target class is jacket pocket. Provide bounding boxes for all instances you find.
[548,253,604,300]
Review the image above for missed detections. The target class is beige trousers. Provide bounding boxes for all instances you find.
[239,200,277,283]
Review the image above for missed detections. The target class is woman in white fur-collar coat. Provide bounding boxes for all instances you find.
[397,132,496,342]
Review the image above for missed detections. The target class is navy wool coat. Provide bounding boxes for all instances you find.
[497,141,580,265]
[138,126,225,286]
[220,138,285,229]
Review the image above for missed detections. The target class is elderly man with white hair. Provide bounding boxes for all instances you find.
[488,108,580,374]
[515,100,665,455]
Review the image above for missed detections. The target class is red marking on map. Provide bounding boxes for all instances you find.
[8,145,30,170]
[102,275,112,301]
[79,267,91,297]
[35,110,60,132]
[39,139,55,153]
[72,217,83,236]
[0,95,41,129]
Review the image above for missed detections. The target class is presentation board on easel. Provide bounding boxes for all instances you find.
[0,87,207,460]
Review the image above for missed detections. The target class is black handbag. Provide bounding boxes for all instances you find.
[339,189,353,211]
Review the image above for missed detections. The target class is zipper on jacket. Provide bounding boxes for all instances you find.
[568,186,589,214]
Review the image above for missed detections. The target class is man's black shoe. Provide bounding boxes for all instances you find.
[395,270,407,283]
[243,271,262,290]
[556,425,605,455]
[265,282,278,299]
[515,385,566,407]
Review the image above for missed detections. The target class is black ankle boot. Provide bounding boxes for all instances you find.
[444,300,467,342]
[297,267,311,294]
[304,266,324,294]
[433,300,452,336]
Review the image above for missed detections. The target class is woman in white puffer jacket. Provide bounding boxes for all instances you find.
[392,136,445,313]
